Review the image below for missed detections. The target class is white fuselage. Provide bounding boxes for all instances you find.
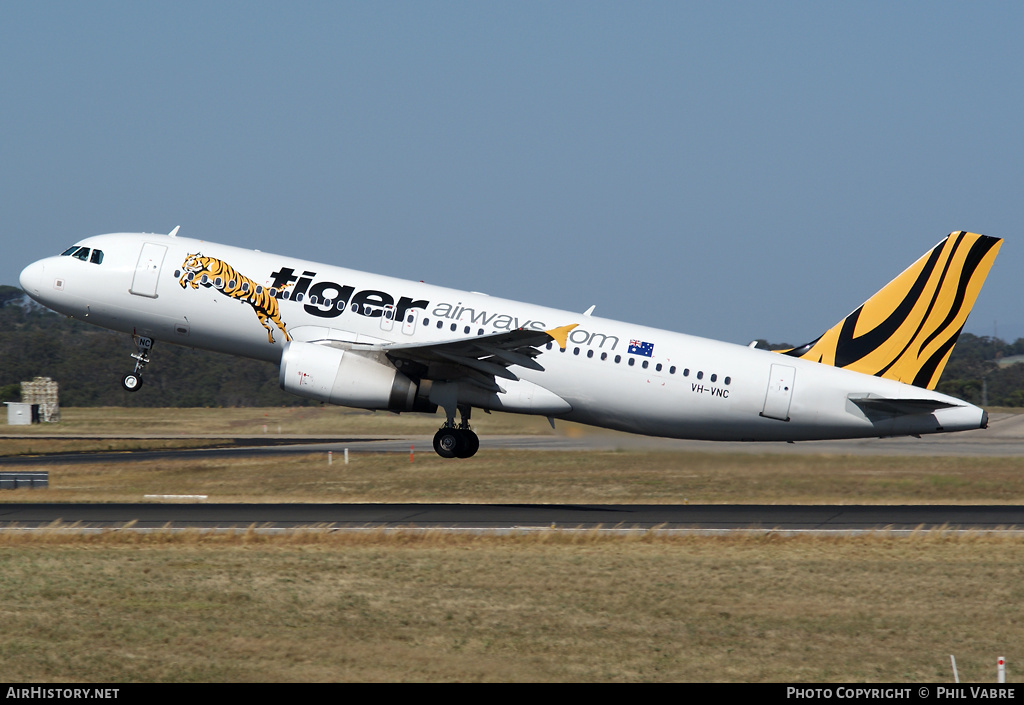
[19,232,987,441]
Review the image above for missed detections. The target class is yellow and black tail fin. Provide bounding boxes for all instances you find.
[778,231,1002,390]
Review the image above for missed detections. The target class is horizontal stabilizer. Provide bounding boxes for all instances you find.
[849,396,958,416]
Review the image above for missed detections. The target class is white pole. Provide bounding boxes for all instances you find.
[328,450,332,466]
[951,655,959,683]
[344,448,349,465]
[998,656,1006,684]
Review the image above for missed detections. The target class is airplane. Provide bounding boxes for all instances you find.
[19,228,1001,458]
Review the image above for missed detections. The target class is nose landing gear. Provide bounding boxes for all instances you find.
[122,336,153,392]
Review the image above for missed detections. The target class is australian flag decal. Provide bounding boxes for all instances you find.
[628,339,654,357]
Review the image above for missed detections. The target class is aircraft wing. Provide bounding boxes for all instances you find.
[377,324,577,392]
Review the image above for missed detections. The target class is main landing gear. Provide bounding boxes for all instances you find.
[432,405,480,459]
[122,335,153,392]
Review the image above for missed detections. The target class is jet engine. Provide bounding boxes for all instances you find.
[279,341,435,412]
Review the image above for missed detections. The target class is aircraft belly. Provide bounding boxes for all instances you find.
[544,351,984,442]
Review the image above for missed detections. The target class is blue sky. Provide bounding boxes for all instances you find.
[3,2,1022,345]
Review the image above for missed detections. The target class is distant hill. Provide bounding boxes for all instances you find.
[1,285,1022,407]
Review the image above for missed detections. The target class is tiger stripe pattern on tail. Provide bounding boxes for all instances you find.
[778,231,1001,390]
[178,253,292,344]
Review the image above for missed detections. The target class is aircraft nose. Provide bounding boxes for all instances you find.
[19,259,47,299]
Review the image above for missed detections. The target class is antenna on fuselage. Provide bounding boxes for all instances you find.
[168,225,180,238]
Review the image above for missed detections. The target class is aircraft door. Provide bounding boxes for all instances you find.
[761,364,795,421]
[379,304,396,331]
[402,309,419,335]
[130,243,167,298]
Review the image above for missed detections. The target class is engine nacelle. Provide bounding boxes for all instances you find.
[279,341,433,412]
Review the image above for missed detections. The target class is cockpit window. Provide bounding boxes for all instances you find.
[59,245,103,264]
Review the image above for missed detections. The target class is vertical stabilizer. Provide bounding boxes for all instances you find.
[779,231,1002,390]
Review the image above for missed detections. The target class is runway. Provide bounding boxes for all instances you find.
[4,411,1024,464]
[3,415,1024,533]
[0,502,1022,533]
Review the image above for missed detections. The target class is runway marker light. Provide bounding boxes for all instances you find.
[998,656,1006,683]
[344,448,349,465]
[410,444,414,462]
[144,494,208,500]
[328,451,332,466]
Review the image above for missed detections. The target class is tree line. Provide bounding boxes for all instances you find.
[0,286,307,407]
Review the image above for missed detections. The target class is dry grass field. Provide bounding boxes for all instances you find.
[0,531,1019,683]
[1,407,1022,682]
[0,405,554,438]
[5,449,1024,505]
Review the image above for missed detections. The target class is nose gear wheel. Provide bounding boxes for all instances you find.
[122,335,153,393]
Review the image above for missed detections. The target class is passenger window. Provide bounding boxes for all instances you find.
[628,358,635,367]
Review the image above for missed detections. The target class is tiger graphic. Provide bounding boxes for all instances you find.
[178,253,292,344]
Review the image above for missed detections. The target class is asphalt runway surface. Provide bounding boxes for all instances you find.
[3,413,1024,532]
[0,502,1022,533]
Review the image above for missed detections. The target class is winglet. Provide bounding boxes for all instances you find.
[778,231,1002,390]
[545,324,578,350]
